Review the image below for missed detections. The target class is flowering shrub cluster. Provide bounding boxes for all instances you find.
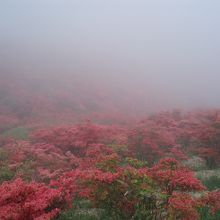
[201,190,220,214]
[0,111,220,219]
[149,158,205,194]
[128,110,220,167]
[0,178,66,220]
[168,192,201,220]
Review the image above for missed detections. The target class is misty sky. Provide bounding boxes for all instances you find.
[1,0,220,111]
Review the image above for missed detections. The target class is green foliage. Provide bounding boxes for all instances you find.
[0,148,14,183]
[125,157,147,168]
[96,157,119,172]
[0,148,9,161]
[84,166,160,219]
[202,175,220,190]
[133,192,167,220]
[108,144,128,158]
[198,206,220,220]
[16,159,36,181]
[57,209,113,220]
[0,164,15,183]
[1,127,29,140]
[57,200,112,220]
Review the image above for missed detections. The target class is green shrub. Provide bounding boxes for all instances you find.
[1,127,29,140]
[202,175,220,190]
[0,164,15,183]
[0,148,9,161]
[198,206,220,220]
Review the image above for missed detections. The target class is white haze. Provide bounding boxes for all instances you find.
[1,0,220,113]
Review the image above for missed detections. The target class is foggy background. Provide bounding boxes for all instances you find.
[1,0,220,116]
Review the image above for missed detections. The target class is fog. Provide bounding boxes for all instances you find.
[1,0,220,116]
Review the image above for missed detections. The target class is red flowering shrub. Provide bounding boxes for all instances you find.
[127,110,220,167]
[149,158,205,194]
[1,140,82,181]
[176,110,220,167]
[31,122,127,156]
[51,164,153,219]
[50,156,209,219]
[169,145,187,160]
[127,113,182,163]
[168,192,201,220]
[201,190,220,214]
[0,178,66,220]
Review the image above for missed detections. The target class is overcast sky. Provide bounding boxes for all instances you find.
[1,0,220,111]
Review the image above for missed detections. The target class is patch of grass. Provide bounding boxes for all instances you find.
[16,158,36,181]
[202,175,220,190]
[57,209,112,220]
[198,206,220,220]
[57,200,113,220]
[0,148,9,161]
[0,148,14,183]
[1,127,29,140]
[0,164,15,183]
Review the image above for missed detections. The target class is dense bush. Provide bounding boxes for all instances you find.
[0,178,67,220]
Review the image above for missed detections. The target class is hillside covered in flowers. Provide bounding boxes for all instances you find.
[1,0,220,219]
[0,77,220,219]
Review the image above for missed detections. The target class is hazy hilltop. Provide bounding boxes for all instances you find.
[1,0,220,125]
[0,73,156,125]
[1,70,220,126]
